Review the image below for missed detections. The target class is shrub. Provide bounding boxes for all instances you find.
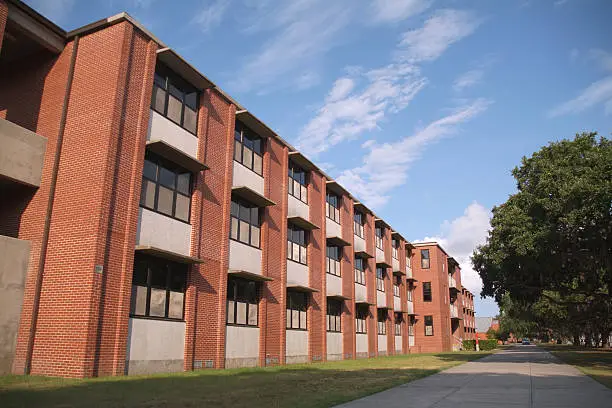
[478,339,498,351]
[462,340,476,351]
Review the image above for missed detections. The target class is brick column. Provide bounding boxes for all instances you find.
[366,213,377,357]
[308,171,325,362]
[341,196,355,360]
[0,0,7,53]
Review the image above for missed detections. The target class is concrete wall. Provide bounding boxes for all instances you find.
[326,217,342,238]
[147,109,198,159]
[0,118,47,187]
[354,235,366,253]
[392,258,400,272]
[0,236,30,374]
[286,329,308,364]
[409,336,415,347]
[326,273,342,297]
[326,332,343,360]
[377,334,387,353]
[287,194,309,219]
[376,248,385,264]
[355,284,367,303]
[407,301,414,314]
[356,333,368,358]
[232,161,264,195]
[126,318,185,375]
[394,296,401,312]
[395,335,402,352]
[136,208,192,256]
[225,325,259,368]
[229,240,262,274]
[377,290,387,308]
[287,261,308,287]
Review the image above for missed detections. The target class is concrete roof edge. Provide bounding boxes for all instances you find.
[7,0,66,37]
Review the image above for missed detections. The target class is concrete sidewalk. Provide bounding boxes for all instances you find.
[335,346,612,408]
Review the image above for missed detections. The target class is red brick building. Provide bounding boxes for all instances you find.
[0,0,475,378]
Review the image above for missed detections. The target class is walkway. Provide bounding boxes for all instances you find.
[336,346,612,407]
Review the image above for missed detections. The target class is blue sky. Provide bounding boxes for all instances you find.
[27,0,611,317]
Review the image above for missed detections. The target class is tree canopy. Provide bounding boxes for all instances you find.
[473,132,611,345]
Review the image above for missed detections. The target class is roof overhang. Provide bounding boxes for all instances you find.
[235,111,279,140]
[405,242,415,251]
[374,218,391,229]
[146,140,208,173]
[326,180,349,196]
[232,186,276,207]
[391,231,406,242]
[327,294,351,301]
[447,257,459,267]
[355,250,373,259]
[287,283,319,293]
[6,1,65,53]
[353,201,372,215]
[355,299,375,306]
[288,151,318,172]
[327,236,351,247]
[287,216,319,231]
[157,48,214,90]
[392,269,405,276]
[228,269,274,282]
[377,305,394,310]
[376,260,392,269]
[406,276,418,282]
[135,246,204,264]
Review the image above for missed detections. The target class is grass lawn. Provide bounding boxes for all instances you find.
[542,344,612,389]
[0,351,492,408]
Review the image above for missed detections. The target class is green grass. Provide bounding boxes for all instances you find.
[541,344,612,389]
[0,351,493,408]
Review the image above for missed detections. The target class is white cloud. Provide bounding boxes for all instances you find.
[398,9,482,62]
[588,49,612,72]
[372,0,433,23]
[547,76,612,117]
[295,64,427,156]
[229,0,352,92]
[554,0,569,6]
[335,98,491,208]
[192,0,230,33]
[417,202,492,296]
[453,69,484,91]
[295,71,321,90]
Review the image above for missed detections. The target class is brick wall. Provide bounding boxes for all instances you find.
[365,212,377,357]
[0,0,7,52]
[341,195,355,359]
[309,171,325,362]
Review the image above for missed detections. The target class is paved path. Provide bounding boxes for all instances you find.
[336,346,612,408]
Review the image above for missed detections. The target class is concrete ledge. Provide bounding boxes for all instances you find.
[225,357,258,369]
[126,359,184,375]
[286,355,308,365]
[0,118,47,188]
[356,352,369,359]
[327,353,343,361]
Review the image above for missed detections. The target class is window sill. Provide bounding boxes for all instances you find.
[356,331,367,334]
[234,159,264,178]
[326,217,341,225]
[288,192,308,205]
[287,258,308,266]
[286,327,308,331]
[229,237,261,250]
[151,106,198,137]
[355,281,366,286]
[129,314,185,323]
[140,204,191,225]
[327,330,342,333]
[226,323,259,328]
[326,272,342,277]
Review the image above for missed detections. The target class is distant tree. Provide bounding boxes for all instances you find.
[473,133,612,346]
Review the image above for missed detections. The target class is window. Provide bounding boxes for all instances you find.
[141,153,192,222]
[354,211,364,238]
[406,255,411,269]
[407,288,413,302]
[326,299,342,332]
[375,227,384,250]
[234,121,263,175]
[394,312,403,335]
[393,275,401,297]
[408,319,415,336]
[226,277,259,326]
[354,257,366,285]
[326,193,340,223]
[424,315,434,336]
[130,255,187,320]
[230,198,261,248]
[151,64,198,134]
[376,267,385,291]
[326,245,341,276]
[423,282,432,302]
[377,309,387,334]
[288,162,308,203]
[288,224,308,264]
[421,249,430,269]
[392,239,399,259]
[355,305,368,333]
[287,291,307,330]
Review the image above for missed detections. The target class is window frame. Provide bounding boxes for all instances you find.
[353,211,364,238]
[151,64,199,135]
[394,312,403,335]
[226,277,259,327]
[326,192,341,224]
[424,315,434,336]
[130,254,187,321]
[288,162,308,203]
[354,257,366,285]
[326,245,341,277]
[376,267,385,292]
[288,223,308,265]
[423,282,432,302]
[286,290,308,330]
[375,226,384,250]
[230,198,261,248]
[355,305,368,334]
[407,288,413,302]
[392,239,399,259]
[421,249,430,269]
[326,299,342,332]
[140,152,193,223]
[377,309,387,335]
[393,275,401,297]
[234,121,264,176]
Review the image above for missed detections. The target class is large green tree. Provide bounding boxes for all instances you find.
[473,133,612,345]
